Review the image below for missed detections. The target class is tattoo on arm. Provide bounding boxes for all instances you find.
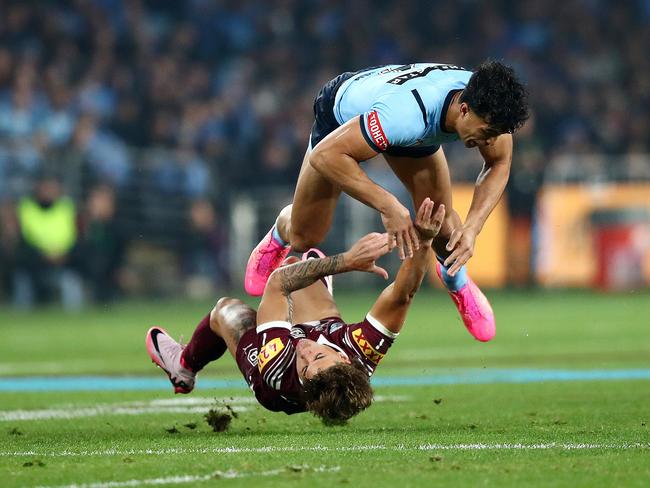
[276,253,347,295]
[286,294,294,323]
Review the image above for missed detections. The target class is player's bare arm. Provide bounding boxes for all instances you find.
[274,234,389,294]
[258,232,390,324]
[309,116,420,260]
[370,199,446,333]
[444,133,513,276]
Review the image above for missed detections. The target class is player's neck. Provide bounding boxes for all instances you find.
[443,90,463,133]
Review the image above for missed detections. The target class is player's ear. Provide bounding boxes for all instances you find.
[459,102,470,117]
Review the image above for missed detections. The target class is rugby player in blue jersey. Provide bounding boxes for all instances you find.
[245,61,529,342]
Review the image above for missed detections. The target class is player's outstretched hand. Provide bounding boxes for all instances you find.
[380,199,419,260]
[443,224,478,276]
[414,198,445,243]
[343,232,391,279]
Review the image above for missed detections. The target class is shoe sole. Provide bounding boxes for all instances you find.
[145,326,192,394]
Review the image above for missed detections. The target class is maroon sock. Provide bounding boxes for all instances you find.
[181,314,227,373]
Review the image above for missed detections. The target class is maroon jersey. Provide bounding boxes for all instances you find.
[235,314,397,415]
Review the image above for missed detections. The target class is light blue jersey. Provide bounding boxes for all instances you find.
[332,64,472,154]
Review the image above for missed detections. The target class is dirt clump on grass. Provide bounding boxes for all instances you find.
[205,408,232,432]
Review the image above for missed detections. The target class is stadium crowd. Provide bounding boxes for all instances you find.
[0,0,648,306]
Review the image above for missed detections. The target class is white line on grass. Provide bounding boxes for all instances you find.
[0,405,250,421]
[0,395,409,422]
[33,466,341,488]
[3,443,648,458]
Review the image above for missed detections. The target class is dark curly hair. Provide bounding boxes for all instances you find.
[460,60,529,134]
[302,360,373,425]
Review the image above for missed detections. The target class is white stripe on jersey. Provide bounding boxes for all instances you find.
[256,321,292,334]
[262,343,295,390]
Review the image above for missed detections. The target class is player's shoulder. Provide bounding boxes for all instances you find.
[340,314,398,369]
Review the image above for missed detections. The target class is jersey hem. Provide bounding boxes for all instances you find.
[256,321,292,333]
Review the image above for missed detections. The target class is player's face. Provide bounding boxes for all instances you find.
[456,103,501,148]
[295,339,350,381]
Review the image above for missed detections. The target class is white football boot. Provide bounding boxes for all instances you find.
[146,327,196,394]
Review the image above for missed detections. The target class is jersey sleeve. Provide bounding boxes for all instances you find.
[360,92,427,152]
[344,313,398,374]
[255,321,295,390]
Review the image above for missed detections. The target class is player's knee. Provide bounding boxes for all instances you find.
[289,230,320,252]
[278,204,292,225]
[210,297,242,332]
[211,297,257,337]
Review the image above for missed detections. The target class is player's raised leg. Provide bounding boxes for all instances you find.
[245,146,341,296]
[384,149,495,342]
[146,298,256,393]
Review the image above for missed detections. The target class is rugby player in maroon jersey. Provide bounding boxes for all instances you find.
[147,199,444,424]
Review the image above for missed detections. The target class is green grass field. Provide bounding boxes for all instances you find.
[1,289,650,487]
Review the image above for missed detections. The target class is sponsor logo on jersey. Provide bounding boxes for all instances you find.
[247,348,258,366]
[366,111,388,150]
[329,321,344,334]
[257,338,285,372]
[290,328,306,340]
[351,328,385,364]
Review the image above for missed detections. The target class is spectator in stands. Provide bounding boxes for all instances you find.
[77,184,125,303]
[11,173,83,310]
[0,0,647,299]
[181,199,230,297]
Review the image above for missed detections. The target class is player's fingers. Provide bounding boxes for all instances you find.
[372,234,391,257]
[374,233,390,254]
[422,199,433,224]
[415,199,427,224]
[372,265,389,280]
[448,250,471,276]
[402,230,413,258]
[395,232,405,260]
[433,204,445,224]
[446,228,461,251]
[431,204,445,235]
[409,226,420,251]
[386,232,396,251]
[443,247,462,268]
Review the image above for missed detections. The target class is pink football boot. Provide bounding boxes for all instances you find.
[435,262,495,342]
[245,226,291,296]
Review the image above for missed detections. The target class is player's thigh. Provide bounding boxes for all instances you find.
[290,148,341,248]
[289,282,340,324]
[384,148,460,238]
[210,298,257,359]
[384,148,453,209]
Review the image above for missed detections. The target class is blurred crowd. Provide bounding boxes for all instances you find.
[0,0,648,306]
